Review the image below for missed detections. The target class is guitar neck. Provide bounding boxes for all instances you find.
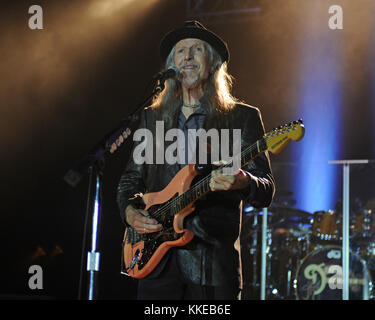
[240,137,268,168]
[168,137,268,214]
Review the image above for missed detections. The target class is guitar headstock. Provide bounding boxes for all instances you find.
[264,119,305,154]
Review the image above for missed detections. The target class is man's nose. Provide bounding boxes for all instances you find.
[184,48,194,60]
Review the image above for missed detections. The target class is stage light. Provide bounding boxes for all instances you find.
[88,0,157,18]
[89,0,135,17]
[291,2,342,213]
[0,0,159,150]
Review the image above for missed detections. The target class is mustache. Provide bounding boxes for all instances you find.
[180,63,199,69]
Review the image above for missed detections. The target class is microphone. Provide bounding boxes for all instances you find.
[152,66,180,80]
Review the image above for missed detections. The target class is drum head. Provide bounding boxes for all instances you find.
[296,245,372,300]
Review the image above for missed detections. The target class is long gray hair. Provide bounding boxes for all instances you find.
[150,42,241,130]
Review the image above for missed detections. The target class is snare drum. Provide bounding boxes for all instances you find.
[295,245,373,300]
[312,210,342,241]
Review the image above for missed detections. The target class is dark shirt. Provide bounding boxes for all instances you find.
[177,106,206,168]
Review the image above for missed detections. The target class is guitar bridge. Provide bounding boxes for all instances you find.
[126,249,141,271]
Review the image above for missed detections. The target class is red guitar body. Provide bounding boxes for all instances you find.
[123,164,198,279]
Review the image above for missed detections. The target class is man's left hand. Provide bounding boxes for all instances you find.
[209,163,250,191]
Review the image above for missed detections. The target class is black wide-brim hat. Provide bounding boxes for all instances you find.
[160,20,229,64]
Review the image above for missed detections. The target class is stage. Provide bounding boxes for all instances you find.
[1,0,375,301]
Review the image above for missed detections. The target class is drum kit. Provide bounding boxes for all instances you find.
[241,196,375,300]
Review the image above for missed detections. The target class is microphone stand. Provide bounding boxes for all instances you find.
[67,79,166,300]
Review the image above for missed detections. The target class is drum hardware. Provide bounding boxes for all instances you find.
[241,207,313,300]
[353,209,375,241]
[241,205,375,300]
[241,207,375,300]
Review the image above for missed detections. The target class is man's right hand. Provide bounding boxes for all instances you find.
[125,205,163,234]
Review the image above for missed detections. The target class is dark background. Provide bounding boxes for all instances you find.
[1,0,374,299]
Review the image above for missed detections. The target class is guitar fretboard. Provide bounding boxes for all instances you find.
[152,136,268,218]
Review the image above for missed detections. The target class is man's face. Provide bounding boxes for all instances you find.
[173,38,210,90]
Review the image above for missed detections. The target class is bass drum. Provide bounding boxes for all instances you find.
[295,245,373,300]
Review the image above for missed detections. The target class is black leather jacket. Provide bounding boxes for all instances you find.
[117,102,275,288]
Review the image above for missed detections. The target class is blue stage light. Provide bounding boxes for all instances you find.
[291,13,343,214]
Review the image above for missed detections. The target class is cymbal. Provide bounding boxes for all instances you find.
[245,206,313,228]
[268,206,312,218]
[245,206,312,217]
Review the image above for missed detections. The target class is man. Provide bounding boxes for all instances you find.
[117,21,275,300]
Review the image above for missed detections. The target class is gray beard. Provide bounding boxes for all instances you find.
[181,74,200,89]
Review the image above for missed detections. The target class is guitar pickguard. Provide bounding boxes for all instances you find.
[125,201,183,271]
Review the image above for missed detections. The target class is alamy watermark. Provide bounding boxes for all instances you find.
[28,5,43,30]
[26,4,343,31]
[132,121,242,175]
[328,5,343,30]
[28,265,43,290]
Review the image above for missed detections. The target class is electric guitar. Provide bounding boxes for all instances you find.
[123,119,305,278]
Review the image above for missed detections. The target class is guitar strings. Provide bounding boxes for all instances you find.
[150,139,264,221]
[135,123,300,243]
[151,141,259,220]
[139,136,268,242]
